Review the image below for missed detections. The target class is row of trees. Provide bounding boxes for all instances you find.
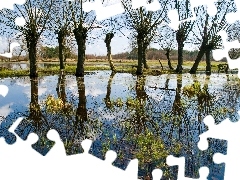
[0,0,238,77]
[113,48,213,61]
[7,47,214,62]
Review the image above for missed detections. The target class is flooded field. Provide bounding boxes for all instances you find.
[0,71,239,179]
[0,62,68,70]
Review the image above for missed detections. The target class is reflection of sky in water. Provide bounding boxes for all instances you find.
[0,71,239,130]
[0,71,239,179]
[0,71,239,122]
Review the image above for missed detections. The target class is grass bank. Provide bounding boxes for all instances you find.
[0,59,232,78]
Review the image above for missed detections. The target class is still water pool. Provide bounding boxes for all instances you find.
[0,71,239,179]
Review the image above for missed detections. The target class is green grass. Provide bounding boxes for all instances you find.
[0,69,29,78]
[0,60,231,78]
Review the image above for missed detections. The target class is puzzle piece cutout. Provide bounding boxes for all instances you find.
[0,117,65,157]
[1,0,240,180]
[0,117,67,180]
[0,85,9,97]
[77,139,139,180]
[0,117,139,180]
[212,30,240,78]
[198,112,240,180]
[152,168,163,180]
[226,0,240,24]
[0,4,25,59]
[83,0,163,22]
[14,117,56,155]
[0,42,20,58]
[83,0,124,21]
[167,155,209,180]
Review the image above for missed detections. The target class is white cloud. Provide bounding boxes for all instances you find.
[0,103,13,120]
[15,81,30,87]
[38,87,48,96]
[85,88,106,97]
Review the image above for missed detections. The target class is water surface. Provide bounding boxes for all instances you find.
[0,71,239,179]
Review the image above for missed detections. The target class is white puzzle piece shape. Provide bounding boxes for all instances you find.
[226,0,240,24]
[168,0,218,31]
[1,0,240,180]
[83,0,124,21]
[167,155,209,180]
[0,85,9,97]
[212,30,240,78]
[198,112,240,180]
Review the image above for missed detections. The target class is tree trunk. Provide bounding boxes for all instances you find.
[158,60,163,71]
[189,45,206,74]
[105,33,116,72]
[172,74,182,115]
[142,43,149,69]
[190,16,209,74]
[136,36,143,75]
[205,48,211,75]
[135,75,148,133]
[165,49,174,70]
[8,42,11,62]
[75,77,88,137]
[165,74,171,89]
[104,71,116,108]
[17,49,23,61]
[202,75,211,114]
[29,77,41,128]
[30,77,38,105]
[29,42,38,77]
[57,31,65,70]
[172,74,184,140]
[76,42,86,77]
[76,77,87,121]
[175,41,184,73]
[74,25,87,77]
[56,71,66,105]
[175,30,184,73]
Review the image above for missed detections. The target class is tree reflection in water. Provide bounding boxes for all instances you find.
[6,72,240,180]
[15,77,55,155]
[15,73,102,155]
[104,71,116,109]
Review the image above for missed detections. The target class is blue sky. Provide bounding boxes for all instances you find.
[0,0,171,56]
[0,0,222,56]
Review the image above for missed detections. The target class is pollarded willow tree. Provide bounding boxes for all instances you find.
[174,0,195,73]
[189,0,233,74]
[93,8,126,72]
[121,0,170,75]
[102,17,125,73]
[48,0,72,71]
[156,25,177,70]
[0,0,54,77]
[68,0,100,77]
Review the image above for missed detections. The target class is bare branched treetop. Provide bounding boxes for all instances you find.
[192,0,234,50]
[0,0,54,39]
[48,0,72,34]
[121,0,170,42]
[0,0,54,77]
[68,0,97,31]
